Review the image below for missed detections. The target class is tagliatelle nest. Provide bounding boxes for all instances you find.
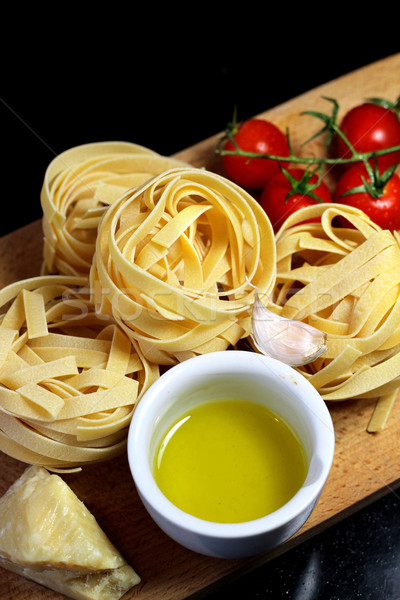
[0,275,159,471]
[90,167,277,365]
[270,203,400,429]
[41,141,189,277]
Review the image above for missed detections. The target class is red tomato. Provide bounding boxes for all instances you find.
[259,168,331,232]
[334,103,400,171]
[221,118,290,189]
[333,164,400,231]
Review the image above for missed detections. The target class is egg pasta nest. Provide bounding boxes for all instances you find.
[271,203,400,419]
[41,141,189,277]
[90,167,277,365]
[0,275,159,471]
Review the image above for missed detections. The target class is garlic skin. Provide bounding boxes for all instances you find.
[250,294,327,367]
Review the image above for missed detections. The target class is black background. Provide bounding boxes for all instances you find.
[1,14,399,236]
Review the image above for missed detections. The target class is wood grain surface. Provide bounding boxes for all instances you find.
[1,53,400,600]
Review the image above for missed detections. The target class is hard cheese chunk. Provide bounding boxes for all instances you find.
[0,466,140,599]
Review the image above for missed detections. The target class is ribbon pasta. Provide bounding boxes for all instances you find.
[91,167,277,365]
[5,131,398,477]
[271,203,400,428]
[40,141,189,277]
[0,275,159,471]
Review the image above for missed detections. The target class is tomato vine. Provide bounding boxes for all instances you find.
[215,96,400,170]
[215,96,400,231]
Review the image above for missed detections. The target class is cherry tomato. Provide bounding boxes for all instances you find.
[333,103,400,171]
[259,168,331,232]
[333,163,400,231]
[221,118,290,189]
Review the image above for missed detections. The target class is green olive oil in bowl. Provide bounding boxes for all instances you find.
[153,398,308,524]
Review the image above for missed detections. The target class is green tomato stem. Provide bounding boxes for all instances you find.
[216,144,400,167]
[217,96,400,171]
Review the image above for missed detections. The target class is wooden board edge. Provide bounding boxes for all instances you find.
[188,477,400,599]
[173,52,400,168]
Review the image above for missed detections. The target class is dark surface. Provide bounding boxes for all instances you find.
[193,490,400,599]
[1,13,400,600]
[1,16,398,236]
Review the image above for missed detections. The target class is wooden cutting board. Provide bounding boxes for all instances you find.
[1,53,400,600]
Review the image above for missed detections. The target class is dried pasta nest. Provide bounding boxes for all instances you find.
[0,275,159,471]
[90,167,277,365]
[271,203,400,425]
[41,141,189,277]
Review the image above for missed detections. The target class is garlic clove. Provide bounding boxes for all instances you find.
[250,294,327,367]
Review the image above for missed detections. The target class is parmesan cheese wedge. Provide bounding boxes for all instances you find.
[0,466,140,599]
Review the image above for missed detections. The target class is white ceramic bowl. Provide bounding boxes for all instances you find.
[127,350,335,558]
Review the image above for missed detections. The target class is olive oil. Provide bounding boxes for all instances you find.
[153,398,308,523]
